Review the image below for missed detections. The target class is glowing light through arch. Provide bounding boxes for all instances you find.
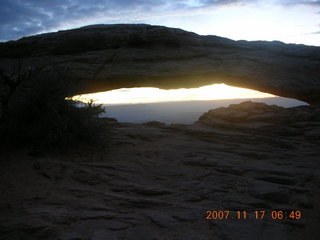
[71,83,275,105]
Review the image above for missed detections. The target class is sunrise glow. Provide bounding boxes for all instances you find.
[71,83,275,105]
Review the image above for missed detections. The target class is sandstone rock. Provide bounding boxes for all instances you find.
[144,121,166,127]
[0,24,319,122]
[34,159,66,180]
[71,169,109,185]
[198,101,320,128]
[249,181,291,204]
[254,175,297,186]
[79,211,115,220]
[58,232,83,240]
[0,101,319,240]
[105,220,129,231]
[91,230,118,240]
[128,184,174,196]
[144,211,183,230]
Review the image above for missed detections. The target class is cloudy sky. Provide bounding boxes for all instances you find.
[1,0,319,45]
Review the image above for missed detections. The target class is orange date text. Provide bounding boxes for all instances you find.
[206,210,301,220]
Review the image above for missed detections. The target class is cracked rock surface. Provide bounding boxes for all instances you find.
[0,102,320,239]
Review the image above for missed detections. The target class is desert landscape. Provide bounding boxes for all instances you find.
[0,24,320,239]
[1,101,320,239]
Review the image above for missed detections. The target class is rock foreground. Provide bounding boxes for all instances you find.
[0,24,320,114]
[0,102,320,239]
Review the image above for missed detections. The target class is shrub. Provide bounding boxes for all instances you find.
[0,77,107,149]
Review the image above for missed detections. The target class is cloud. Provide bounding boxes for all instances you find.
[0,0,319,42]
[0,0,168,41]
[300,0,320,5]
[1,0,260,41]
[277,0,320,5]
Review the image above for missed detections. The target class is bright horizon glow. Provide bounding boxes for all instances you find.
[143,2,320,46]
[71,83,276,105]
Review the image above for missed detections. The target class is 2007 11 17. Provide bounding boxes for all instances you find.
[206,211,230,219]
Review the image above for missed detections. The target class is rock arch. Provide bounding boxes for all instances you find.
[1,24,320,119]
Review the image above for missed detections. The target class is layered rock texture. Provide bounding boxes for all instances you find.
[199,101,320,125]
[0,101,319,239]
[0,24,320,120]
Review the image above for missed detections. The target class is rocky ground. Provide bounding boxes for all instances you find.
[0,101,319,240]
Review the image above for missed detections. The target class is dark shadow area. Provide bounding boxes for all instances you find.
[0,75,107,150]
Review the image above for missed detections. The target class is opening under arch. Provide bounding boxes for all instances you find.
[70,83,307,124]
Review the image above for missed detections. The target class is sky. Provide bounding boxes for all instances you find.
[0,0,320,46]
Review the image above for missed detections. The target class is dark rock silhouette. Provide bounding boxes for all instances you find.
[0,24,320,121]
[199,101,320,124]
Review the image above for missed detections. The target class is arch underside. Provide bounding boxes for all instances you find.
[0,24,320,111]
